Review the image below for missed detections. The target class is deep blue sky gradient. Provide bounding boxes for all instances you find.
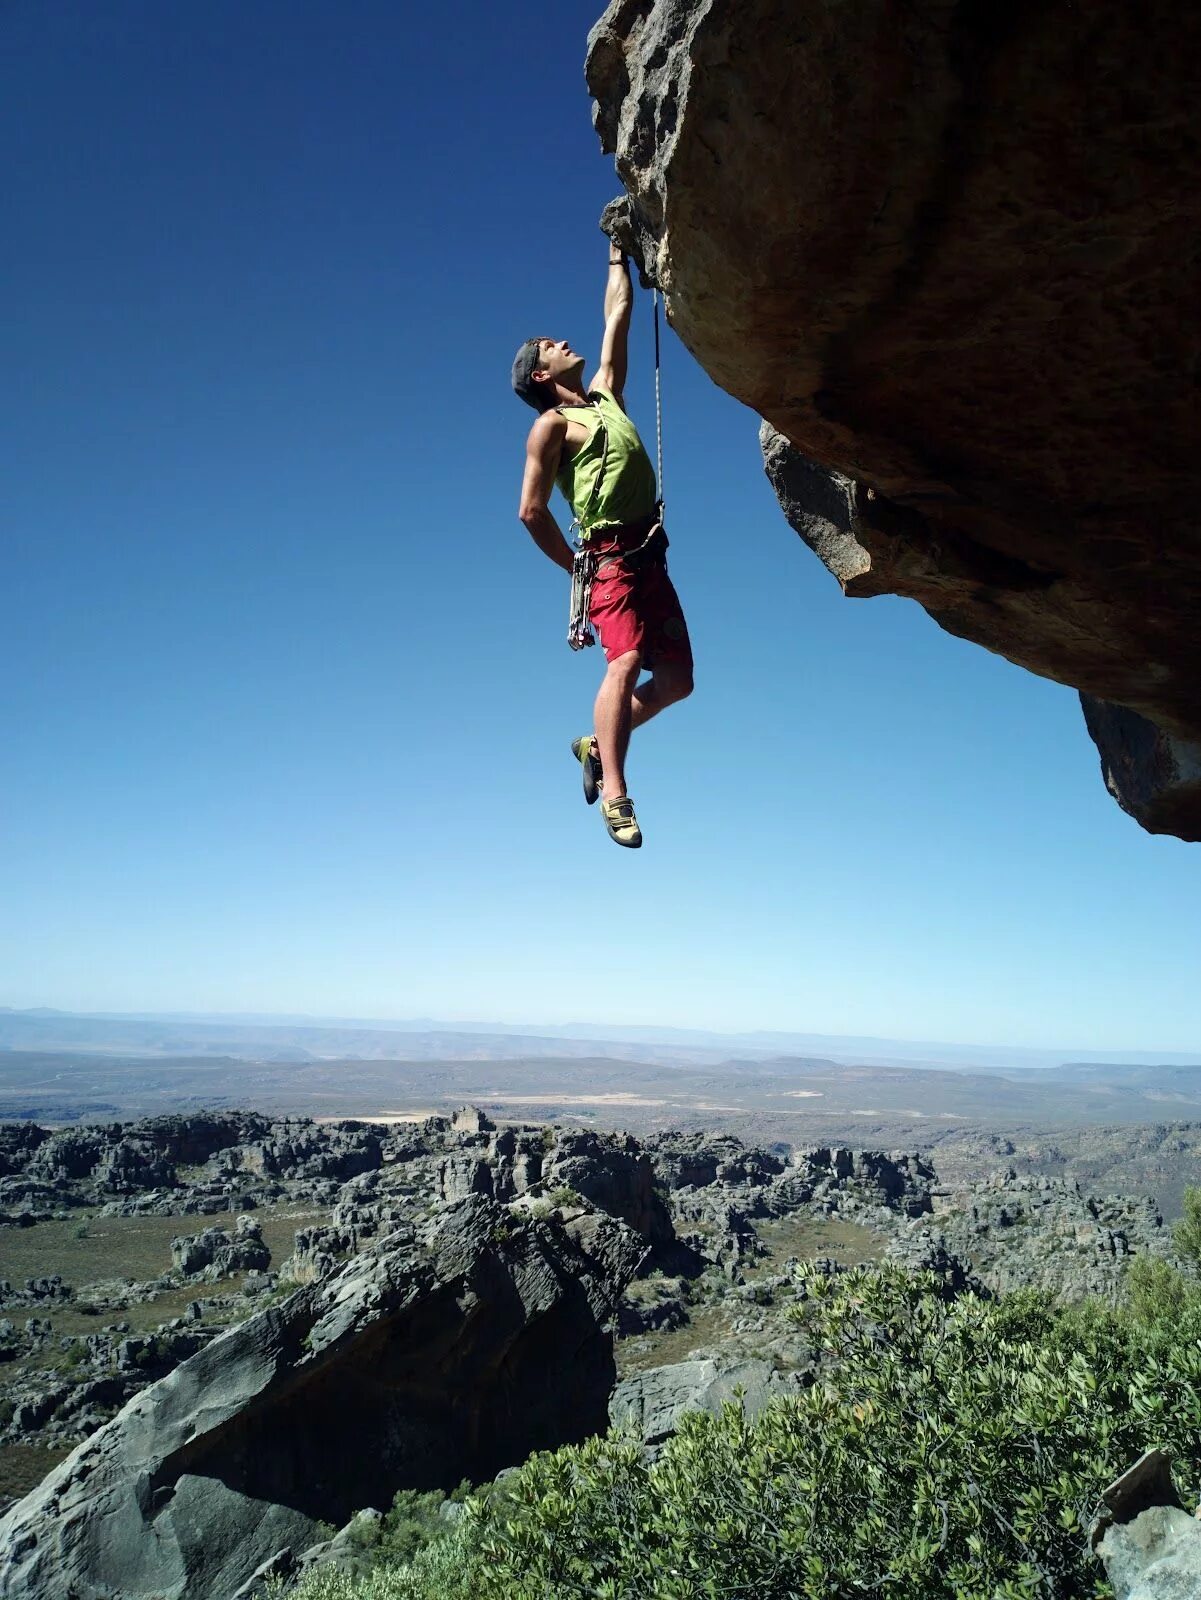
[3,0,1198,1049]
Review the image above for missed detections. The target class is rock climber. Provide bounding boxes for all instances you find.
[512,239,693,849]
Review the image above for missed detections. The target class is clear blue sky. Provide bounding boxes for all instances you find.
[3,0,1197,1053]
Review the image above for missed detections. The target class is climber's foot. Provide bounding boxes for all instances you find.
[571,735,603,806]
[601,794,642,849]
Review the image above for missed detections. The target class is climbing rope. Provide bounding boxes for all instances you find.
[652,287,664,511]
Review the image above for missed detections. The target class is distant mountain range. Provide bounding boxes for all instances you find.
[0,1006,1197,1072]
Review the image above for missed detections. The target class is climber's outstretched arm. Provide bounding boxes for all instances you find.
[590,245,632,401]
[518,411,575,575]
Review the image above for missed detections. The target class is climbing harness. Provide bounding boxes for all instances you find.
[565,287,667,651]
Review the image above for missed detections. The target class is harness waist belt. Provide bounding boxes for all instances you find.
[589,512,658,554]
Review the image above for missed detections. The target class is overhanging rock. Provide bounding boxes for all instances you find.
[588,0,1201,841]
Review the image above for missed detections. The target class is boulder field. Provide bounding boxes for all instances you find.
[0,1106,1187,1597]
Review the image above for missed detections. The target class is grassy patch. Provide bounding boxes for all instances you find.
[0,1206,326,1294]
[745,1215,884,1277]
[0,1205,326,1419]
[616,1302,736,1374]
[0,1443,72,1507]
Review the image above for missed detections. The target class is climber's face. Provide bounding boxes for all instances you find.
[532,337,586,385]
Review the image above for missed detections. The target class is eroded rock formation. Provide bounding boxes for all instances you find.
[587,0,1201,840]
[0,1195,644,1600]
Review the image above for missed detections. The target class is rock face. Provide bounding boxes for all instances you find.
[0,1196,644,1600]
[1092,1452,1201,1600]
[901,1168,1171,1300]
[587,0,1201,840]
[610,1358,787,1449]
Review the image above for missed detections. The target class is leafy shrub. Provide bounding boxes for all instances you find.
[1173,1185,1201,1269]
[290,1263,1201,1600]
[345,1483,472,1565]
[1124,1255,1196,1324]
[286,1521,483,1599]
[548,1187,582,1209]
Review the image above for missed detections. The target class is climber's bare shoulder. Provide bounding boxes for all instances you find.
[527,408,589,463]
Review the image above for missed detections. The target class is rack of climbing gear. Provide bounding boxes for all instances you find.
[568,533,597,651]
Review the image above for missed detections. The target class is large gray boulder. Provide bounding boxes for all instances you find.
[1098,1509,1201,1600]
[610,1357,787,1448]
[170,1216,271,1280]
[0,1195,645,1600]
[1092,1451,1201,1600]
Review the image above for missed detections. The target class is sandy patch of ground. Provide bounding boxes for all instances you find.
[314,1111,439,1125]
[481,1094,670,1107]
[849,1108,965,1119]
[783,1090,824,1098]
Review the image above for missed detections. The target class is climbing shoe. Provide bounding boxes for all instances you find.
[571,734,603,806]
[601,794,642,849]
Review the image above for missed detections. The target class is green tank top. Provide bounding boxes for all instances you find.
[555,386,658,538]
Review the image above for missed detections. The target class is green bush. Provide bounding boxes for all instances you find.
[291,1263,1201,1600]
[1173,1185,1201,1269]
[345,1483,472,1565]
[548,1187,582,1209]
[1124,1255,1196,1324]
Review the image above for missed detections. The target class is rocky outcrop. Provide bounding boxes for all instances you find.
[1092,1451,1201,1600]
[0,1195,644,1600]
[587,0,1201,840]
[898,1169,1172,1300]
[1,1105,1184,1528]
[544,1129,674,1245]
[610,1357,788,1449]
[170,1216,271,1280]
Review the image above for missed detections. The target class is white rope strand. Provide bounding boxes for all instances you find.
[653,288,664,510]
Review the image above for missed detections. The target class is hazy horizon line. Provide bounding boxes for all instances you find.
[1,1003,1198,1067]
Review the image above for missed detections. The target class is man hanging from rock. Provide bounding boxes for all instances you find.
[512,238,693,849]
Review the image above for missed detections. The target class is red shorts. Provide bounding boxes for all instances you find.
[588,548,693,672]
